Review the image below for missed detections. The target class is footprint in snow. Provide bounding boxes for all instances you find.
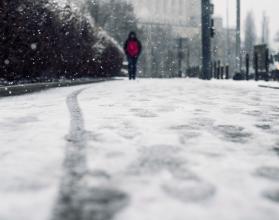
[162,178,216,203]
[255,166,279,182]
[214,125,252,143]
[262,189,279,203]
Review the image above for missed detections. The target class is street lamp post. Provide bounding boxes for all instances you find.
[236,0,241,73]
[201,0,212,80]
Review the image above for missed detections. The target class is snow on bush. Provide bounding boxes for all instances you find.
[0,0,124,82]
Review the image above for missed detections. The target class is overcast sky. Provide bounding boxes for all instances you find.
[213,0,279,49]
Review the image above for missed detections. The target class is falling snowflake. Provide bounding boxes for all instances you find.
[31,43,37,50]
[4,59,10,65]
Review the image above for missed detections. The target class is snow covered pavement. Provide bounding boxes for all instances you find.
[0,79,279,220]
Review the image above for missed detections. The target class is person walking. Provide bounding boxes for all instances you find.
[124,31,142,80]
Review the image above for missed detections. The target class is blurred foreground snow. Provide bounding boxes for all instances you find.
[0,79,279,220]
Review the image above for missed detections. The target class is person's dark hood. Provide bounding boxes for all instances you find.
[128,31,137,39]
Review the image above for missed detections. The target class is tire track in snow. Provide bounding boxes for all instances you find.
[51,88,128,220]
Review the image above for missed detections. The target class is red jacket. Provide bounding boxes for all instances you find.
[124,35,142,58]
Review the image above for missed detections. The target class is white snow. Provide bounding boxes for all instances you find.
[0,86,87,220]
[0,79,279,220]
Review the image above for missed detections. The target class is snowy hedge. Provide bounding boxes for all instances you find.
[0,0,124,81]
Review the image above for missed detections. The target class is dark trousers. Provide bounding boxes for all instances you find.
[127,57,138,80]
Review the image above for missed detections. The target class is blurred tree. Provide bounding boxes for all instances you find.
[0,0,123,82]
[87,0,138,44]
[87,0,100,24]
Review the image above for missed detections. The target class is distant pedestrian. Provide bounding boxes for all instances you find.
[124,31,142,80]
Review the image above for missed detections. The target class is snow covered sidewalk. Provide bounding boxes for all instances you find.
[0,79,279,220]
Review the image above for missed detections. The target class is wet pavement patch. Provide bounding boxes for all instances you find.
[263,189,279,203]
[194,109,209,114]
[0,151,10,159]
[179,132,201,145]
[136,155,184,174]
[255,124,271,130]
[162,179,216,203]
[191,117,215,128]
[214,125,252,143]
[116,121,141,140]
[134,110,158,118]
[243,110,263,117]
[170,168,200,181]
[273,147,279,156]
[0,115,39,128]
[170,124,200,131]
[126,143,216,203]
[127,145,185,175]
[52,185,129,220]
[85,131,106,143]
[132,152,185,175]
[52,89,128,220]
[88,170,111,180]
[256,166,279,182]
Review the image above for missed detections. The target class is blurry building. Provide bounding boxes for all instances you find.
[125,0,202,77]
[212,16,236,78]
[126,0,201,39]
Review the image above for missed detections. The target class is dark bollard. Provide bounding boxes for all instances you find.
[246,54,249,80]
[213,61,217,79]
[191,68,194,77]
[210,62,213,79]
[198,66,201,78]
[254,52,259,81]
[221,66,224,79]
[265,48,269,81]
[225,65,229,79]
[217,60,221,79]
